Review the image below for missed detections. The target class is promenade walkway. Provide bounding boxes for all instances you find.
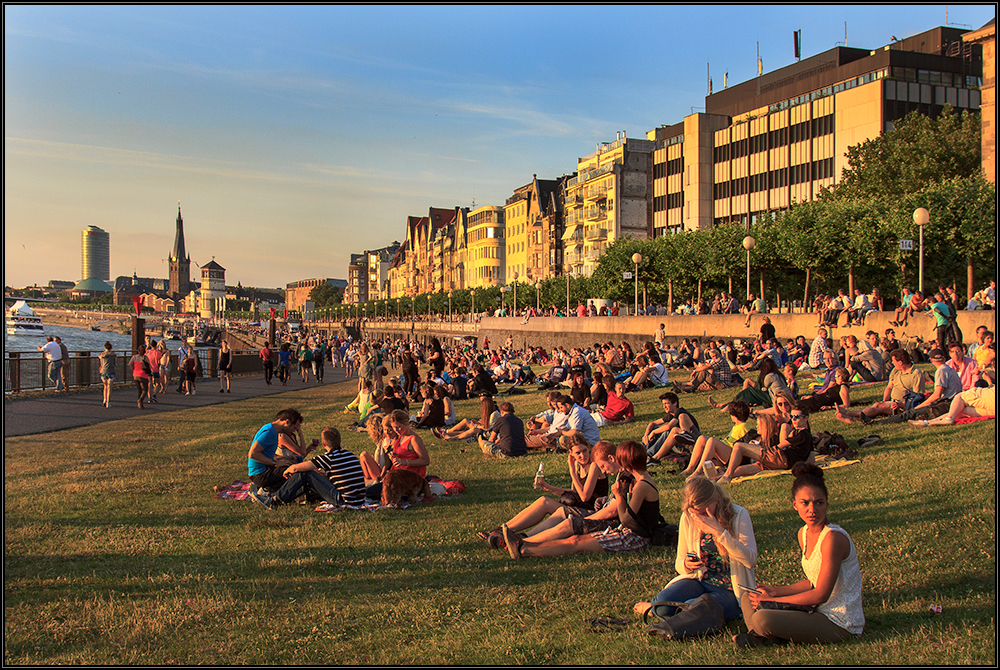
[4,368,351,438]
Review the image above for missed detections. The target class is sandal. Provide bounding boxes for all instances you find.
[487,534,507,550]
[857,434,883,448]
[476,527,502,541]
[502,525,522,559]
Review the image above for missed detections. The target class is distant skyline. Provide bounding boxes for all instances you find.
[4,4,995,289]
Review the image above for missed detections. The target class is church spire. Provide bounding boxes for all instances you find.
[172,201,187,262]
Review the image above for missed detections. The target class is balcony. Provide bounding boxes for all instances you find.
[583,205,608,220]
[583,248,604,261]
[584,184,609,201]
[584,226,607,241]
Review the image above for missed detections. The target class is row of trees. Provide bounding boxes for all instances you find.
[319,106,994,319]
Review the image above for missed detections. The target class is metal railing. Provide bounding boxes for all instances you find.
[4,348,270,394]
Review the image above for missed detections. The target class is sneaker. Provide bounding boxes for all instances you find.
[248,487,274,510]
[191,390,196,395]
[185,391,191,396]
[227,389,231,393]
[431,427,445,439]
[220,389,225,393]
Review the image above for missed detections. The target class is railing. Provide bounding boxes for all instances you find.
[584,226,608,241]
[4,349,269,394]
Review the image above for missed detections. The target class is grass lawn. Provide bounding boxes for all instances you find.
[4,366,996,665]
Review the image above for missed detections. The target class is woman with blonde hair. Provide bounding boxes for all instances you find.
[636,476,757,624]
[360,414,395,486]
[434,394,499,441]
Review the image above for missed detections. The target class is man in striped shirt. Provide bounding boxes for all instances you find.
[250,427,367,509]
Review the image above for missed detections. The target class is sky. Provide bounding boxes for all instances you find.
[4,4,995,290]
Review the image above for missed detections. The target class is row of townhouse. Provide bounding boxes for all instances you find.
[349,25,991,300]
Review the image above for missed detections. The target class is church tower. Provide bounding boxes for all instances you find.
[168,203,192,299]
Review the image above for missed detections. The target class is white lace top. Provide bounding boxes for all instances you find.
[801,524,865,635]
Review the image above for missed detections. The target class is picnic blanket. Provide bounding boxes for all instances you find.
[731,457,861,485]
[214,477,467,511]
[956,415,994,425]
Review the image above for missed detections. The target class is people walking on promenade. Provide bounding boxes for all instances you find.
[38,336,64,392]
[99,341,115,407]
[260,341,274,385]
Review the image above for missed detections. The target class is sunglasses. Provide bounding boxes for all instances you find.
[791,414,807,419]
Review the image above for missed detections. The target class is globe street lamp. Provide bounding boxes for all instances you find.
[535,278,541,312]
[913,207,929,295]
[742,236,756,301]
[632,252,642,316]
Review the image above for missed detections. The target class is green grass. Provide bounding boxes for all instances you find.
[4,367,996,665]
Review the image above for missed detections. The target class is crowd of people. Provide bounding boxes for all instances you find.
[239,307,995,649]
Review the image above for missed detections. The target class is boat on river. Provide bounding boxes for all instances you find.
[6,300,45,336]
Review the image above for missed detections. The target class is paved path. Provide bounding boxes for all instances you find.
[4,368,353,438]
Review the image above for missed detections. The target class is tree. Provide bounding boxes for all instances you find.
[832,105,981,202]
[309,282,342,308]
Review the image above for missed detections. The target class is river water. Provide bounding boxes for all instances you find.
[6,324,146,356]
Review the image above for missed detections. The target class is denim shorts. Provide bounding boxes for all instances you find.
[101,373,115,381]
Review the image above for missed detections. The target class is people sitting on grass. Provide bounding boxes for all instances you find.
[679,401,753,479]
[637,477,758,627]
[569,372,592,411]
[845,332,885,383]
[524,392,570,450]
[410,384,446,429]
[247,408,305,493]
[478,402,527,459]
[435,394,499,442]
[806,328,831,370]
[795,368,851,414]
[864,348,962,426]
[362,410,431,500]
[675,347,734,393]
[590,380,635,428]
[644,392,701,465]
[625,354,670,392]
[360,414,394,486]
[502,440,660,559]
[249,427,367,510]
[710,357,790,412]
[345,379,375,424]
[734,463,864,648]
[945,342,980,391]
[835,349,928,425]
[715,409,815,485]
[478,435,609,550]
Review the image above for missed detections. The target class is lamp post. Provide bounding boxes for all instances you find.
[448,291,453,322]
[632,252,642,316]
[471,288,476,321]
[742,236,756,301]
[913,208,928,295]
[535,278,541,312]
[512,271,519,318]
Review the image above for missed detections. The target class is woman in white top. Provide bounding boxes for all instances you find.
[635,477,757,623]
[736,462,864,647]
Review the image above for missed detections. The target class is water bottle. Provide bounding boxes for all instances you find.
[534,462,544,488]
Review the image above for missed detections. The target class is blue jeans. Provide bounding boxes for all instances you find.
[646,432,668,458]
[48,360,64,391]
[273,470,341,506]
[651,578,742,621]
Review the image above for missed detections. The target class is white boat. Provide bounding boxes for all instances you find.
[6,300,45,336]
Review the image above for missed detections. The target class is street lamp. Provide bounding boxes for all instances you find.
[448,291,453,321]
[535,278,541,312]
[913,207,929,295]
[632,252,642,316]
[742,236,756,301]
[512,271,519,318]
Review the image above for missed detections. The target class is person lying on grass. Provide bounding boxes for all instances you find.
[733,463,864,648]
[249,427,367,510]
[502,440,660,559]
[910,376,995,427]
[478,436,609,550]
[434,394,499,442]
[636,476,758,626]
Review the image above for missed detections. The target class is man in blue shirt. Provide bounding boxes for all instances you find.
[247,408,304,493]
[928,292,952,351]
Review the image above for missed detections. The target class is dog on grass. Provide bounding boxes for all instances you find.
[381,469,432,507]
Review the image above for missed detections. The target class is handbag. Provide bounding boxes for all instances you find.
[559,490,585,507]
[644,594,725,639]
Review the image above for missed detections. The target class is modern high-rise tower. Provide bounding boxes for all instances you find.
[81,225,110,281]
[168,204,192,299]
